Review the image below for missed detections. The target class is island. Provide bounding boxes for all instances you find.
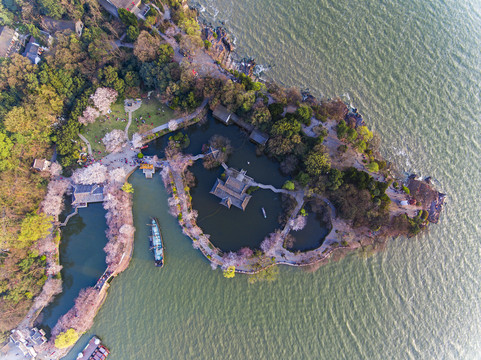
[0,0,445,359]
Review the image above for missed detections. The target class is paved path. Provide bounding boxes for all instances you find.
[125,110,133,140]
[111,40,134,50]
[146,97,209,136]
[78,133,92,155]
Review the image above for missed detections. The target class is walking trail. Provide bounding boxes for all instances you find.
[78,133,92,155]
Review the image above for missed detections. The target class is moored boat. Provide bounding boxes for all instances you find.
[77,336,109,360]
[149,217,164,267]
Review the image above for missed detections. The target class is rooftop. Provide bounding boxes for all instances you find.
[41,17,83,37]
[23,40,40,64]
[33,158,50,171]
[0,26,18,57]
[212,105,232,124]
[210,168,253,211]
[72,184,104,207]
[107,0,141,10]
[249,129,269,146]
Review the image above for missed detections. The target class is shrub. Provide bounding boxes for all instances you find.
[366,162,379,173]
[223,266,236,278]
[55,329,79,349]
[137,153,144,158]
[402,185,410,195]
[282,180,295,191]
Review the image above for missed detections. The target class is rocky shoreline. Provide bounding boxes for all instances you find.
[5,3,446,359]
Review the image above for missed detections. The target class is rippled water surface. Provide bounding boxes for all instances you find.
[62,0,481,358]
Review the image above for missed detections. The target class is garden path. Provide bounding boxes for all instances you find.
[78,133,92,155]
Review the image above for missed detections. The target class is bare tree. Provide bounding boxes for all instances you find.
[260,231,283,256]
[102,184,135,267]
[31,278,62,311]
[289,215,307,231]
[109,167,127,183]
[134,31,161,62]
[90,87,118,115]
[102,129,126,153]
[41,179,70,217]
[72,163,108,184]
[78,106,100,125]
[168,119,178,131]
[51,287,100,339]
[131,133,143,148]
[49,162,63,177]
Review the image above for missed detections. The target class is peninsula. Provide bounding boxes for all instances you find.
[0,0,444,359]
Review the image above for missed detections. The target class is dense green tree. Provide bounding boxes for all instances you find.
[270,118,301,138]
[37,0,65,18]
[126,25,140,42]
[118,8,138,27]
[304,150,331,177]
[250,104,271,128]
[0,131,14,171]
[268,102,284,121]
[124,70,140,88]
[158,43,174,65]
[16,213,52,248]
[295,104,312,125]
[326,168,343,191]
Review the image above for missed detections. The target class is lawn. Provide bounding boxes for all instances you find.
[126,98,175,137]
[81,98,175,159]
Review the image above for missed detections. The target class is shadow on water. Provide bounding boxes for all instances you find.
[39,202,108,334]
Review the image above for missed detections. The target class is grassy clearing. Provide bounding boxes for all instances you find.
[127,98,175,138]
[81,98,175,159]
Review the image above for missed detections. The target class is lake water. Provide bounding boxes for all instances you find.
[60,0,481,358]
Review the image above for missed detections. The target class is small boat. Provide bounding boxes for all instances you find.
[140,144,148,149]
[261,207,267,219]
[148,217,164,267]
[77,336,109,359]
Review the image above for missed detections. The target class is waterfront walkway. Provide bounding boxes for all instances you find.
[163,154,352,273]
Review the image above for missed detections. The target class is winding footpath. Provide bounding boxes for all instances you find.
[78,133,92,156]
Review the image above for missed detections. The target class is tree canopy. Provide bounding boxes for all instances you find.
[55,329,79,349]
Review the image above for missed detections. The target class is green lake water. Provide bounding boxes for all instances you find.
[57,0,481,358]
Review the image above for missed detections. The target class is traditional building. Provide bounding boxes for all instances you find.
[212,105,232,125]
[32,159,51,171]
[140,163,155,178]
[9,328,47,359]
[249,129,269,146]
[210,168,253,211]
[71,184,104,208]
[99,0,149,19]
[0,26,19,58]
[22,38,41,64]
